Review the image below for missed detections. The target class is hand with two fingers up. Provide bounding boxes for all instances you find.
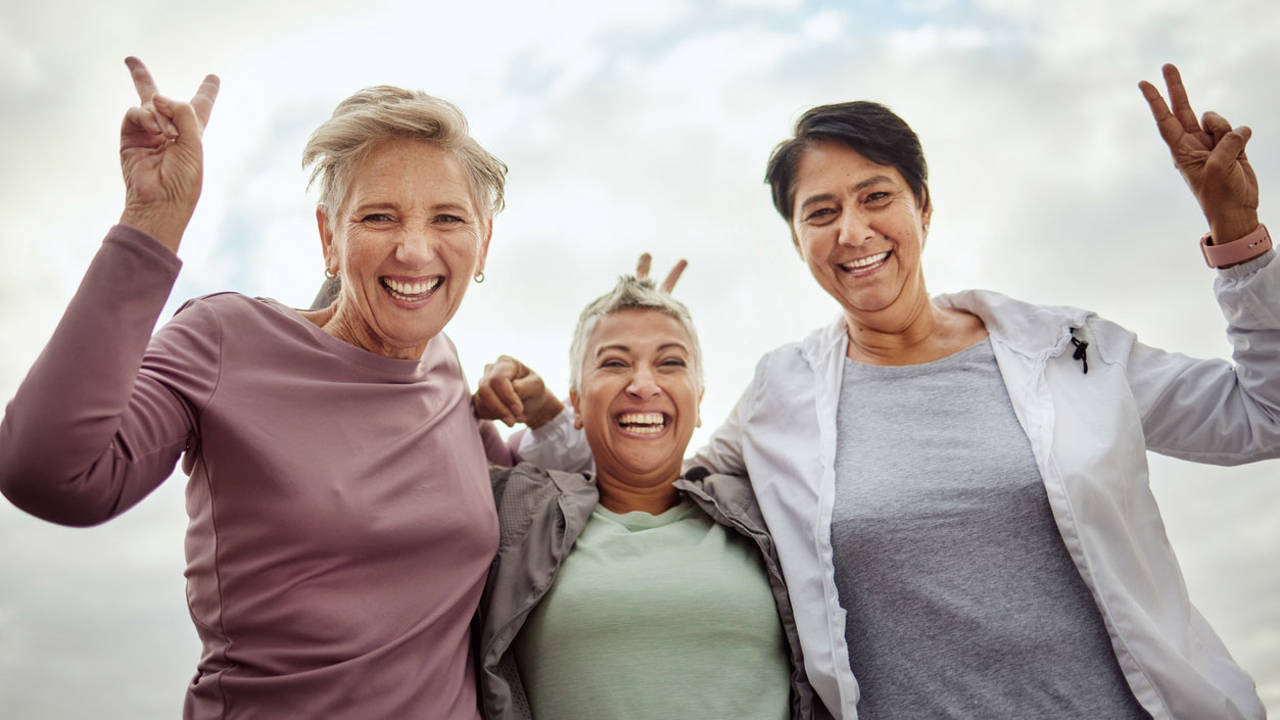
[1139,63,1260,249]
[118,56,220,254]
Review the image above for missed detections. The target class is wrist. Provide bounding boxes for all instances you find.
[119,206,189,254]
[1200,223,1270,269]
[524,393,566,430]
[1208,210,1260,248]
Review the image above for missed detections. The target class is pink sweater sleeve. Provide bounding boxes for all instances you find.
[0,226,218,526]
[477,418,522,467]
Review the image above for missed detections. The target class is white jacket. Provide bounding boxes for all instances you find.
[519,253,1277,719]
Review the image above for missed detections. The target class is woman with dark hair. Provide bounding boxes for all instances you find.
[482,64,1274,718]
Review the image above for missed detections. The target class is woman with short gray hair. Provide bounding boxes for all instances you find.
[479,275,824,720]
[0,58,515,719]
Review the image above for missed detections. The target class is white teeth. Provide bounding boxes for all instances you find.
[618,412,666,433]
[384,277,443,297]
[624,422,665,435]
[841,251,890,271]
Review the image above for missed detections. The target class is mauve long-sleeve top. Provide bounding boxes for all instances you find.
[0,225,511,719]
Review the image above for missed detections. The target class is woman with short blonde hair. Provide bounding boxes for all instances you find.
[0,58,516,719]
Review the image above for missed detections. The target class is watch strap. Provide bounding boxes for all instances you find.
[1201,224,1271,268]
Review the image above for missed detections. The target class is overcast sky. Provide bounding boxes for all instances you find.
[1,0,1277,716]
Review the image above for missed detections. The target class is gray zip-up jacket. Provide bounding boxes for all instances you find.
[477,462,829,720]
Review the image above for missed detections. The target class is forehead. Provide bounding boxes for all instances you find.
[587,309,691,352]
[344,138,474,207]
[792,140,908,196]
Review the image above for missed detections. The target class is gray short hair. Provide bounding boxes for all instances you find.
[303,86,507,222]
[568,276,704,395]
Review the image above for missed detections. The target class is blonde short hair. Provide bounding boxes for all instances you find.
[302,86,507,221]
[568,276,704,395]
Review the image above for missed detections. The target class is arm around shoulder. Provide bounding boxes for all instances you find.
[515,405,595,474]
[686,352,771,476]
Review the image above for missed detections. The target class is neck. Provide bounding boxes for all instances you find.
[844,279,985,366]
[321,300,427,361]
[596,472,681,515]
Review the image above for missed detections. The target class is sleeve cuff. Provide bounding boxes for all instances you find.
[1218,248,1275,281]
[517,405,595,473]
[524,404,576,445]
[106,224,184,274]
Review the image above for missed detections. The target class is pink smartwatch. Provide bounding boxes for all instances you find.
[1200,223,1272,268]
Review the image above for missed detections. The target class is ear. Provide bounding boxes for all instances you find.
[569,390,583,430]
[789,226,805,260]
[475,217,493,275]
[919,187,933,245]
[317,207,338,273]
[696,388,705,428]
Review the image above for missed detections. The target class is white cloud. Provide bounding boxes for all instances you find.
[1,0,1278,716]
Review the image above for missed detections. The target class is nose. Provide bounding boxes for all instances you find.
[395,225,437,267]
[837,210,875,247]
[625,364,661,400]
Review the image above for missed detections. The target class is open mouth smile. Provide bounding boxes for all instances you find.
[839,250,891,276]
[616,411,669,436]
[380,276,443,304]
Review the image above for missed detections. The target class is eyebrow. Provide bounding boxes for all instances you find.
[594,342,689,356]
[350,201,473,216]
[796,175,894,215]
[430,202,473,215]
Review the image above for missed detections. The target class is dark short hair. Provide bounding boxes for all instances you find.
[765,101,929,223]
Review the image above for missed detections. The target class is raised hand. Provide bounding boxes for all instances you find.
[473,355,565,429]
[118,57,221,253]
[636,253,688,293]
[1139,63,1259,243]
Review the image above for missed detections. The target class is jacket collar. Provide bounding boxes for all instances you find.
[800,290,1094,368]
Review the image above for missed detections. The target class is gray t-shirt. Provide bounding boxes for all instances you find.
[831,338,1148,719]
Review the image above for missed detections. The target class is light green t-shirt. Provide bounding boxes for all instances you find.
[513,499,791,720]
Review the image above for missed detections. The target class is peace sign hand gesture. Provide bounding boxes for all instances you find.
[635,253,687,293]
[118,57,220,254]
[1139,63,1259,244]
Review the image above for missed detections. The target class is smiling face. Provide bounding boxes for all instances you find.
[791,140,932,323]
[318,138,491,359]
[570,308,703,493]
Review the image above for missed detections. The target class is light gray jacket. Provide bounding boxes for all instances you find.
[476,462,830,720]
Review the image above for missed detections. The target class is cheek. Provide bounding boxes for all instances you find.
[337,229,378,268]
[797,228,834,263]
[443,233,483,270]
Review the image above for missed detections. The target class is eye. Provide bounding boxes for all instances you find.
[434,214,465,224]
[660,357,687,368]
[361,213,395,223]
[863,191,892,205]
[803,207,837,223]
[599,358,628,369]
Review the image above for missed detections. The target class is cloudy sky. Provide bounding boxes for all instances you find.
[1,0,1278,716]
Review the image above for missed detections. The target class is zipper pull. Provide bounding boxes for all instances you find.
[1070,334,1089,375]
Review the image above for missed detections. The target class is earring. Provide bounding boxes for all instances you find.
[324,267,338,280]
[473,270,485,284]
